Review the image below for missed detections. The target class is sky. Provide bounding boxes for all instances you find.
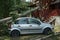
[26,0,32,2]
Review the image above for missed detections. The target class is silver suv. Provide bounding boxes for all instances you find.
[9,17,54,36]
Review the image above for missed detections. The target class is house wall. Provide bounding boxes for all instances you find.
[54,16,60,32]
[55,16,60,26]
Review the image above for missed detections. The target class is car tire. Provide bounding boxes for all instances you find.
[11,30,20,37]
[43,28,53,35]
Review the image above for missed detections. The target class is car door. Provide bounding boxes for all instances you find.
[28,18,42,33]
[16,18,34,34]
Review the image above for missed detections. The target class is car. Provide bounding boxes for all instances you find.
[9,17,54,37]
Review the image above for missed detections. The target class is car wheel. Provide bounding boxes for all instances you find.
[43,28,53,35]
[11,30,20,37]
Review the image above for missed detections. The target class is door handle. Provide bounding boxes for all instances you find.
[18,25,21,27]
[29,25,32,27]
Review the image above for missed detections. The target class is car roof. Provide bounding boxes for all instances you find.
[16,17,42,23]
[16,17,37,20]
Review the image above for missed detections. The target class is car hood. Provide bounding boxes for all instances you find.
[40,23,52,27]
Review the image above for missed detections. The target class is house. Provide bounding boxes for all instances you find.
[31,0,60,22]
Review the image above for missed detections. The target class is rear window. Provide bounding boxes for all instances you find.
[14,18,28,24]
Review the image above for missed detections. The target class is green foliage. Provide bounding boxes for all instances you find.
[16,0,21,5]
[0,23,8,36]
[16,1,30,12]
[10,11,19,22]
[0,0,30,19]
[0,0,15,19]
[8,0,16,11]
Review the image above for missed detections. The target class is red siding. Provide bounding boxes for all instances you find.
[32,9,60,21]
[31,0,60,22]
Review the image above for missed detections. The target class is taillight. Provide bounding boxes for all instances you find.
[8,22,11,29]
[8,24,11,28]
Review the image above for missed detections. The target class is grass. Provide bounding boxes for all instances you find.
[0,35,42,40]
[0,34,60,40]
[44,34,60,40]
[54,25,60,32]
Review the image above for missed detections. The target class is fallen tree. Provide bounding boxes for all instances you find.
[0,7,39,23]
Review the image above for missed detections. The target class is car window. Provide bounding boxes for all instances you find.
[29,18,41,25]
[15,18,28,24]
